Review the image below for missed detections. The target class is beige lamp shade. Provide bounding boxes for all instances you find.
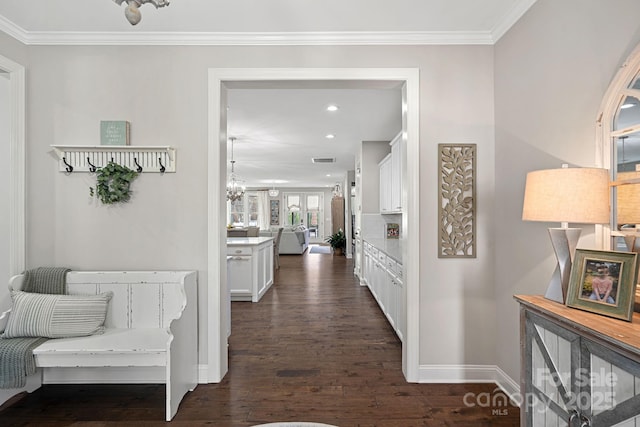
[522,167,610,224]
[616,171,640,225]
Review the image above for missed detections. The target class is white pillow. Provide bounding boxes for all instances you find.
[2,290,113,339]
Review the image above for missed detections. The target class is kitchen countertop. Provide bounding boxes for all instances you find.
[363,238,402,263]
[227,236,274,246]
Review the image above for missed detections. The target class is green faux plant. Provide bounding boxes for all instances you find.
[90,161,139,205]
[325,229,346,250]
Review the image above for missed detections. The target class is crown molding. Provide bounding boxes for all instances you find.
[0,0,540,46]
[492,0,538,42]
[0,13,27,43]
[0,27,496,46]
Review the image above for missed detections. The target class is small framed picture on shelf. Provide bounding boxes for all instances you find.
[566,249,638,321]
[386,223,399,239]
[100,121,130,146]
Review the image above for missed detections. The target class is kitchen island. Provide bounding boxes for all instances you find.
[227,237,274,302]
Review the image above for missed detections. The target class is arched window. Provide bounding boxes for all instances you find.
[596,43,640,250]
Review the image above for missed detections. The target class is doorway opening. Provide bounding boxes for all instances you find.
[0,54,25,287]
[207,68,420,383]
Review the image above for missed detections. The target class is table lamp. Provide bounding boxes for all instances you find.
[522,166,610,303]
[615,171,640,251]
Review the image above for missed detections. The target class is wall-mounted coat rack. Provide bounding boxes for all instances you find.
[51,145,176,173]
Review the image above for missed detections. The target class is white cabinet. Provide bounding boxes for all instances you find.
[362,240,404,341]
[390,132,403,213]
[379,154,393,214]
[378,131,403,214]
[227,237,274,302]
[517,295,640,426]
[354,236,363,280]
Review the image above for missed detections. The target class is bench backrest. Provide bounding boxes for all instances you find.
[10,271,197,329]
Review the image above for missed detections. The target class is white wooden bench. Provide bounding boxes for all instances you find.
[0,270,198,421]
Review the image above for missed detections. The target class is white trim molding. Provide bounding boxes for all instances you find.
[595,42,640,250]
[208,68,420,383]
[491,0,538,42]
[419,364,503,383]
[2,30,497,47]
[419,364,521,406]
[0,0,538,47]
[0,54,25,277]
[0,53,27,408]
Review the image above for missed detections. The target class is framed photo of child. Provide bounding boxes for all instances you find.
[566,249,638,321]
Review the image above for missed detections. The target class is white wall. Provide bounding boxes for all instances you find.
[3,0,635,386]
[0,41,497,376]
[0,32,26,66]
[494,0,640,382]
[418,46,497,368]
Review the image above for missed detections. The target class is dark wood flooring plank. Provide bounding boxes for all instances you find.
[0,250,519,426]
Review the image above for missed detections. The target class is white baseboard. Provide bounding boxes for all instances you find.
[493,365,521,406]
[419,364,521,406]
[198,364,209,383]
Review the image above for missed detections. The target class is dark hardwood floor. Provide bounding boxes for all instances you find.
[0,247,519,426]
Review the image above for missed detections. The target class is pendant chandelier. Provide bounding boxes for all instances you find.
[268,181,279,197]
[113,0,170,26]
[226,137,245,202]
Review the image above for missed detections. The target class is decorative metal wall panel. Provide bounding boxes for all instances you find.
[438,144,476,258]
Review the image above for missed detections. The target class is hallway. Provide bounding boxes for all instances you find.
[0,252,519,426]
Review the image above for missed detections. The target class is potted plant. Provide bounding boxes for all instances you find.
[325,229,346,256]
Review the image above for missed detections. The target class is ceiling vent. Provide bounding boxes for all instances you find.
[311,157,336,164]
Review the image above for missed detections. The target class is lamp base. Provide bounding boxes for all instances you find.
[544,228,581,304]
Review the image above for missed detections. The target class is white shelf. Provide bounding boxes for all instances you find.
[51,145,176,173]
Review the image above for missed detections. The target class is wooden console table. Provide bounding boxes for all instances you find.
[515,295,640,426]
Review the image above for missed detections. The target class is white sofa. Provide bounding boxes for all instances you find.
[261,227,310,254]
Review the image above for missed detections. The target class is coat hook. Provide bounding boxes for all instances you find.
[134,157,143,173]
[87,157,97,173]
[158,157,166,173]
[62,157,73,173]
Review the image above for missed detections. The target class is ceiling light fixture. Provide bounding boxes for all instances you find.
[326,134,335,139]
[268,181,279,197]
[226,137,245,202]
[326,105,339,112]
[113,0,170,26]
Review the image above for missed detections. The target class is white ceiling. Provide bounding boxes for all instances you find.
[227,84,402,188]
[0,0,538,188]
[0,0,537,45]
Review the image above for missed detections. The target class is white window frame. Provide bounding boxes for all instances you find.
[596,43,640,249]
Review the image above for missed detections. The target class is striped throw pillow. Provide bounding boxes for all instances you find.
[2,290,113,339]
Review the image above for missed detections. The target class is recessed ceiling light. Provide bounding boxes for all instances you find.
[621,103,636,109]
[326,134,335,139]
[326,174,331,177]
[326,105,339,112]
